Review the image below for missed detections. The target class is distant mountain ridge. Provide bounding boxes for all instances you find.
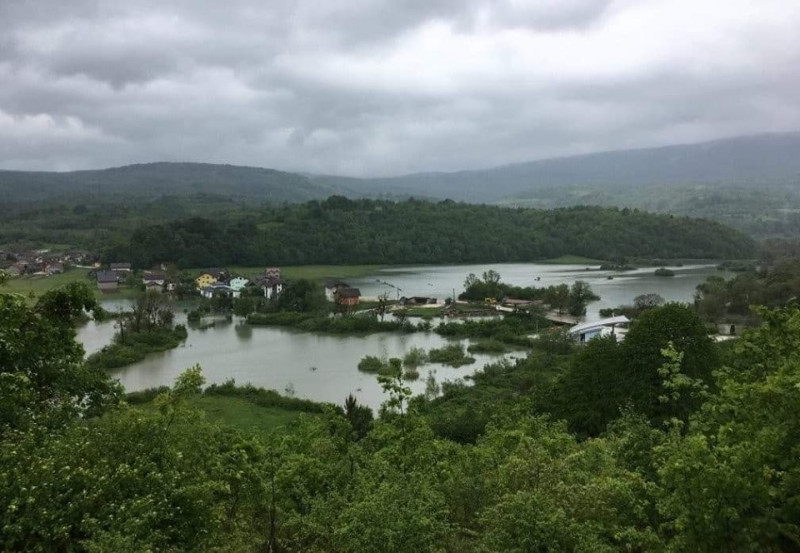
[2,132,799,205]
[308,132,800,203]
[0,162,339,204]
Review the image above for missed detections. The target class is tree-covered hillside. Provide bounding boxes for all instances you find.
[105,197,757,268]
[0,162,338,203]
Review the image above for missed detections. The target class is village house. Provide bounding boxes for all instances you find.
[200,282,239,299]
[264,278,283,300]
[142,271,166,287]
[265,267,281,280]
[228,276,250,292]
[64,250,93,266]
[324,280,350,302]
[141,271,166,292]
[336,287,361,307]
[195,268,228,290]
[195,272,218,289]
[96,271,119,292]
[144,281,164,293]
[109,262,132,282]
[45,262,64,275]
[5,262,26,277]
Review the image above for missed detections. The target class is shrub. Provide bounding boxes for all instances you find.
[428,343,476,367]
[403,347,429,368]
[403,368,420,380]
[467,339,507,354]
[358,355,385,373]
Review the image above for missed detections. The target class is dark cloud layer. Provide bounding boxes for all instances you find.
[1,0,798,174]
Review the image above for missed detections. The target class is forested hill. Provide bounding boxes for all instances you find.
[105,198,757,268]
[0,162,339,203]
[5,133,800,238]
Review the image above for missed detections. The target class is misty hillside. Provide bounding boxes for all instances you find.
[3,132,799,206]
[0,162,340,204]
[310,132,800,203]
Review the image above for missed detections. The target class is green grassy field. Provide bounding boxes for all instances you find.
[188,396,310,434]
[135,395,311,435]
[3,268,140,301]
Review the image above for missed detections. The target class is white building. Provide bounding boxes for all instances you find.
[568,316,630,343]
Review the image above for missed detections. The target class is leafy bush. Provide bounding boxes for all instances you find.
[124,386,170,405]
[203,380,329,413]
[403,347,429,368]
[85,326,188,370]
[530,328,576,355]
[357,355,385,373]
[467,338,507,354]
[428,343,476,367]
[248,312,416,334]
[403,368,420,380]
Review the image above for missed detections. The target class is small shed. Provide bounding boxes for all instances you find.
[96,271,119,291]
[336,287,361,307]
[143,271,166,286]
[324,280,350,302]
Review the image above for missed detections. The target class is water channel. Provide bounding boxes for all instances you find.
[77,262,724,410]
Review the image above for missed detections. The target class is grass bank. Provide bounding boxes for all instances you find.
[126,381,329,435]
[86,325,188,370]
[4,268,141,302]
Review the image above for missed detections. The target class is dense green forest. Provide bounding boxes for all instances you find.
[3,280,800,551]
[0,195,251,252]
[101,197,755,267]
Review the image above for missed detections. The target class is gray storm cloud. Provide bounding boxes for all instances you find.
[0,0,798,174]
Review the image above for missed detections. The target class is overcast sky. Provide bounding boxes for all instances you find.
[1,0,799,175]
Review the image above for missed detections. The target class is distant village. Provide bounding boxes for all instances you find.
[0,249,96,277]
[0,249,649,343]
[94,262,370,307]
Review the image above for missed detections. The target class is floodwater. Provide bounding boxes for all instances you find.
[77,262,724,410]
[348,262,721,320]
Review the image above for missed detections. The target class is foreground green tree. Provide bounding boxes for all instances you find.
[656,305,800,551]
[549,303,718,435]
[0,283,120,433]
[0,367,270,552]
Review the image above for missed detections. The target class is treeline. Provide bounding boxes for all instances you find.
[104,197,756,267]
[460,270,599,315]
[695,256,800,323]
[86,292,187,369]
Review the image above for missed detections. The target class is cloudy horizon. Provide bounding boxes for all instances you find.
[1,0,799,176]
